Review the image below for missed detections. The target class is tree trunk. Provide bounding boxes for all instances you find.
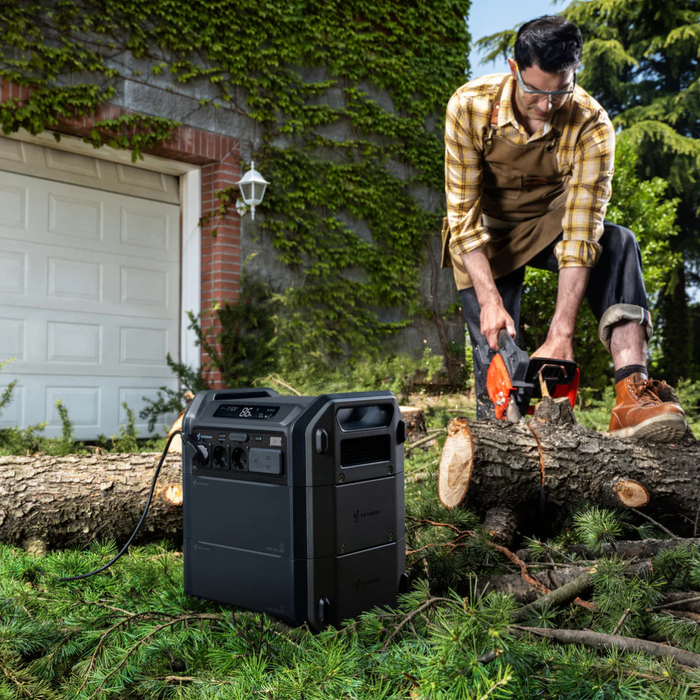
[438,398,700,536]
[0,453,182,552]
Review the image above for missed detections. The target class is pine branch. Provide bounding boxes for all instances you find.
[0,658,35,698]
[380,597,456,651]
[477,676,511,700]
[78,610,183,694]
[86,613,222,699]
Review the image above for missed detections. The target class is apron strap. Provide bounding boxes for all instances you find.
[486,76,512,144]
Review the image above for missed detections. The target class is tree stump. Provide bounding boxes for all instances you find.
[0,453,182,551]
[400,406,428,443]
[438,397,700,536]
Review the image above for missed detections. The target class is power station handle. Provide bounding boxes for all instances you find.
[317,597,330,624]
[212,388,280,401]
[396,420,407,445]
[336,404,393,431]
[315,428,329,454]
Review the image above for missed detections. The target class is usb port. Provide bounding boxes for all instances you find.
[218,433,225,442]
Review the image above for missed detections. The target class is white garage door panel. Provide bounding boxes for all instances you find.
[0,173,178,264]
[0,307,177,374]
[0,378,177,437]
[0,238,177,318]
[0,144,181,439]
[0,137,179,203]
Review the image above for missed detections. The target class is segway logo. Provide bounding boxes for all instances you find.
[355,576,381,591]
[354,509,380,523]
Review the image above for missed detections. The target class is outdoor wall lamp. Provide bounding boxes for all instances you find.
[235,161,269,220]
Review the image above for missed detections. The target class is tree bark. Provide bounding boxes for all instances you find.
[0,453,182,552]
[438,398,700,536]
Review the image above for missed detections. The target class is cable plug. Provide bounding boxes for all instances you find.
[182,433,209,468]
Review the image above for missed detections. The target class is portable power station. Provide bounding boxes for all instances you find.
[181,388,407,630]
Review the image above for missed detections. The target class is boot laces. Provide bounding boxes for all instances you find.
[632,379,662,405]
[650,379,680,404]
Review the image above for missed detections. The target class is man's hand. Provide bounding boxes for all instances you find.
[460,247,516,350]
[532,267,591,362]
[481,301,516,351]
[531,337,575,362]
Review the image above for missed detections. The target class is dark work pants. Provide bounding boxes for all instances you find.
[459,222,649,419]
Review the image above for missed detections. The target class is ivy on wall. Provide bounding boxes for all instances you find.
[0,0,471,369]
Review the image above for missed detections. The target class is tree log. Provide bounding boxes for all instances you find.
[0,453,182,551]
[438,398,700,536]
[474,561,652,604]
[517,538,700,563]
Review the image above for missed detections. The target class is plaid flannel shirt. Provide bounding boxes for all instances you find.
[445,73,615,269]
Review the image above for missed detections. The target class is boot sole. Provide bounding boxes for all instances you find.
[609,413,688,442]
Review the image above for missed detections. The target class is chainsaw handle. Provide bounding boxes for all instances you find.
[476,328,517,367]
[497,328,517,353]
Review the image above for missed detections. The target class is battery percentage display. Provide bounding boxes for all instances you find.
[213,404,280,420]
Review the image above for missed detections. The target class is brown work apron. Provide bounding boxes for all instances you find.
[442,76,572,290]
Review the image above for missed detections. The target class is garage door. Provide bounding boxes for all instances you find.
[0,137,181,440]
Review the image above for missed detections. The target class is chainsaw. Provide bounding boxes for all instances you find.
[477,329,580,422]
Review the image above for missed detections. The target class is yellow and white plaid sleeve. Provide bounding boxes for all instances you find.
[555,111,615,269]
[444,91,491,256]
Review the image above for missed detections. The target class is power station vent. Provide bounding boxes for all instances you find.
[340,434,391,467]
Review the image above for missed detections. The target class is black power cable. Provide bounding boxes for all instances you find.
[57,430,199,582]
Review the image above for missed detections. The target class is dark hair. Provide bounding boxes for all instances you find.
[514,15,582,74]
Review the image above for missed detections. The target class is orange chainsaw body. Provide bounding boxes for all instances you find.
[483,330,580,421]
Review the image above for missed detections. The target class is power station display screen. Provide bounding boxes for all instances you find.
[213,404,280,420]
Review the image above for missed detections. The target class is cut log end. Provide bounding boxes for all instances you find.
[532,396,576,425]
[438,419,474,509]
[162,483,183,507]
[614,479,650,508]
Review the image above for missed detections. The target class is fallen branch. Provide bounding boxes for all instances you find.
[474,561,652,604]
[630,508,680,539]
[666,610,700,623]
[513,571,595,621]
[650,594,700,612]
[611,608,632,635]
[405,432,442,454]
[510,625,700,668]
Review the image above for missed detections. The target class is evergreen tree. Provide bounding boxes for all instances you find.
[477,0,700,384]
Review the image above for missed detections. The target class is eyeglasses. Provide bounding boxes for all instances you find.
[514,61,577,102]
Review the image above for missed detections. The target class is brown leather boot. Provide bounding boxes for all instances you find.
[609,372,687,441]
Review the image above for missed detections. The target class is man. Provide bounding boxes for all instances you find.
[442,15,687,441]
